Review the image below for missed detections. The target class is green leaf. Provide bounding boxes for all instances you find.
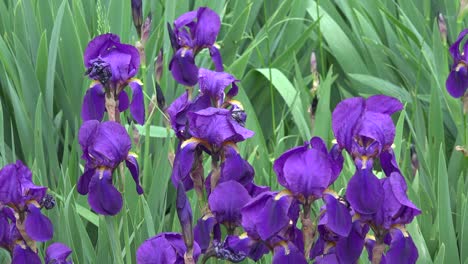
[256,68,311,140]
[348,74,413,103]
[437,145,460,264]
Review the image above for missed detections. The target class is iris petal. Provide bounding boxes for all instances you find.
[88,169,123,215]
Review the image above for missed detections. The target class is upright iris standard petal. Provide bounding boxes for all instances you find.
[188,107,254,148]
[125,154,144,194]
[365,95,404,115]
[0,162,23,204]
[346,168,384,215]
[128,80,146,125]
[81,83,105,122]
[194,7,221,47]
[209,181,251,227]
[219,146,254,186]
[24,204,53,242]
[87,169,123,215]
[332,97,365,151]
[274,137,339,201]
[45,242,73,264]
[198,68,237,101]
[137,233,201,264]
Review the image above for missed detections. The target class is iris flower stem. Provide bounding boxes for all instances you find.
[192,154,208,214]
[301,202,315,257]
[210,153,221,191]
[371,238,386,264]
[122,204,132,264]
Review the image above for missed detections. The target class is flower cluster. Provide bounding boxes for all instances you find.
[0,161,72,263]
[136,6,420,264]
[78,34,144,215]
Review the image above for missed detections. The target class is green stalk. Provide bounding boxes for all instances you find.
[105,216,124,264]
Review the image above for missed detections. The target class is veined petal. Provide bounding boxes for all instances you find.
[169,49,199,86]
[12,245,41,264]
[77,168,96,195]
[194,7,221,47]
[81,83,105,122]
[198,68,237,101]
[366,95,403,115]
[45,243,72,264]
[126,154,143,194]
[209,46,223,72]
[320,194,352,237]
[346,168,384,215]
[446,68,468,98]
[88,169,123,215]
[119,90,130,112]
[25,204,53,241]
[332,97,365,151]
[209,181,251,226]
[128,80,145,125]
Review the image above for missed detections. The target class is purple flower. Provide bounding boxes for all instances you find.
[77,120,143,215]
[45,243,73,264]
[446,29,468,98]
[0,161,53,242]
[332,95,403,169]
[366,228,418,264]
[208,181,252,230]
[187,107,254,149]
[272,242,307,264]
[167,92,211,140]
[168,7,223,86]
[273,137,343,203]
[136,233,201,264]
[241,191,297,242]
[82,34,145,124]
[198,68,238,104]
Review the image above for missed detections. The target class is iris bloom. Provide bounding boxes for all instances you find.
[0,161,53,244]
[77,120,143,215]
[137,233,201,264]
[171,108,254,191]
[446,29,468,98]
[273,137,343,203]
[331,95,403,170]
[198,68,238,105]
[81,33,145,124]
[45,243,73,264]
[365,228,418,264]
[168,7,223,86]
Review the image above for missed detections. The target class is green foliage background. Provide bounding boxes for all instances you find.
[0,0,467,263]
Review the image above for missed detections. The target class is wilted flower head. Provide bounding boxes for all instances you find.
[446,29,468,98]
[332,95,403,168]
[45,242,73,264]
[82,34,145,124]
[137,233,201,264]
[168,7,223,86]
[273,137,343,203]
[77,120,143,215]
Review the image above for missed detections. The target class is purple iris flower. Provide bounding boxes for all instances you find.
[167,91,211,140]
[366,228,418,264]
[446,29,468,98]
[198,68,238,105]
[208,181,252,230]
[346,169,420,227]
[82,33,145,124]
[136,232,201,264]
[77,120,143,215]
[0,161,53,243]
[273,137,343,203]
[272,242,307,264]
[168,7,223,86]
[45,243,73,264]
[331,95,403,169]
